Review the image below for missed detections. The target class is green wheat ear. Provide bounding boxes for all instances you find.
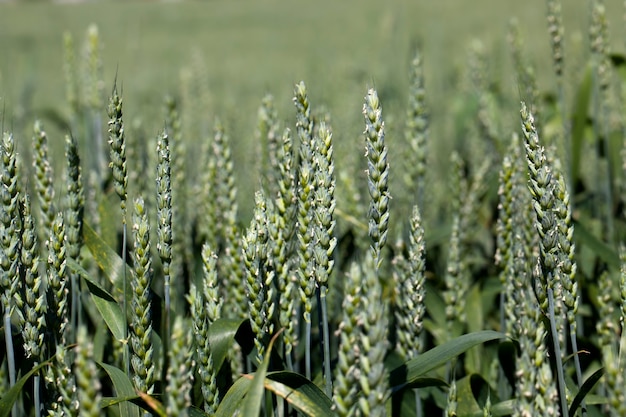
[0,131,21,409]
[188,244,221,413]
[332,261,363,417]
[243,191,275,364]
[75,325,102,417]
[363,88,390,271]
[166,317,194,416]
[404,48,429,209]
[32,121,56,248]
[129,196,155,395]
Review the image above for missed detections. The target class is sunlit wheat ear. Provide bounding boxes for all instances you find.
[203,121,246,322]
[65,133,84,346]
[357,255,390,417]
[44,214,78,416]
[445,379,458,417]
[75,325,101,417]
[107,83,128,218]
[270,128,298,367]
[293,81,317,379]
[243,191,275,364]
[165,96,192,297]
[311,120,336,396]
[187,244,221,413]
[0,131,21,405]
[332,261,362,417]
[129,196,155,395]
[166,317,194,416]
[394,205,426,359]
[596,270,625,416]
[443,153,468,336]
[256,93,281,194]
[546,0,564,79]
[156,129,173,334]
[107,81,130,374]
[404,48,429,208]
[19,194,45,362]
[32,121,56,247]
[363,88,390,271]
[64,134,84,261]
[46,213,69,346]
[521,101,570,416]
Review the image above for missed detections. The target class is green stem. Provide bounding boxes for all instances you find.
[4,312,17,417]
[570,326,587,417]
[548,286,568,417]
[414,388,422,417]
[34,374,40,417]
[305,320,311,380]
[122,222,129,376]
[319,287,332,397]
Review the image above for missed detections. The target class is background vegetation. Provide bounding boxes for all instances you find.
[1,0,626,416]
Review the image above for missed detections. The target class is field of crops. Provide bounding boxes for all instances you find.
[1,0,626,416]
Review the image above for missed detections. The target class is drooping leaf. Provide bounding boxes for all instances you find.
[98,362,141,417]
[69,258,125,341]
[0,361,50,417]
[83,221,132,299]
[251,371,336,417]
[568,367,604,417]
[100,395,141,408]
[214,375,253,417]
[389,331,507,392]
[209,317,249,372]
[242,331,282,417]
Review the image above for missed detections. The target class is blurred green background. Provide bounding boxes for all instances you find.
[0,0,624,215]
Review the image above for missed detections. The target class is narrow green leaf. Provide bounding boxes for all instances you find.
[209,317,248,372]
[100,395,141,408]
[243,331,282,417]
[568,367,604,417]
[570,64,592,185]
[83,221,132,293]
[255,371,335,417]
[98,362,141,417]
[69,258,126,341]
[389,331,507,391]
[0,361,50,417]
[214,375,252,417]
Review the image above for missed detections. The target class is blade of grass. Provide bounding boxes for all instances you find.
[568,367,604,417]
[83,221,132,292]
[242,330,283,416]
[98,362,141,417]
[0,360,50,417]
[247,371,335,417]
[389,330,507,392]
[68,258,125,341]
